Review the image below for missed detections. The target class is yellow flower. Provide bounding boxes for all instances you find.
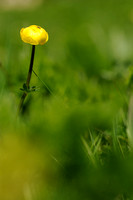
[20,25,48,45]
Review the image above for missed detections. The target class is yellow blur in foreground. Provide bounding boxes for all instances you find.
[20,25,49,45]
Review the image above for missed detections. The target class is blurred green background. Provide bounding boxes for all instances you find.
[1,0,133,199]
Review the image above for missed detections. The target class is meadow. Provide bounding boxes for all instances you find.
[0,0,133,199]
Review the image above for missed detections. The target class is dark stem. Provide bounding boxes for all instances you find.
[18,45,35,114]
[26,45,35,88]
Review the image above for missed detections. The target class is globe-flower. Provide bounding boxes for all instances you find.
[18,25,49,114]
[20,25,48,45]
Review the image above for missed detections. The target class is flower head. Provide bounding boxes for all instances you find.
[20,25,48,45]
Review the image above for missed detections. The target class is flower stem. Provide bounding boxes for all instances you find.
[18,45,35,114]
[26,45,35,88]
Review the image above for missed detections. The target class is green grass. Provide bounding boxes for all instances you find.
[1,0,133,199]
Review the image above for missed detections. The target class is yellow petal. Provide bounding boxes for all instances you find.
[20,25,49,45]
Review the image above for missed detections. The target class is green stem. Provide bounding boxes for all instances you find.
[18,45,35,114]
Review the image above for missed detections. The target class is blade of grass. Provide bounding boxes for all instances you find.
[33,69,54,96]
[81,136,96,167]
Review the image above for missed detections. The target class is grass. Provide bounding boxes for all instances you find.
[0,0,133,199]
